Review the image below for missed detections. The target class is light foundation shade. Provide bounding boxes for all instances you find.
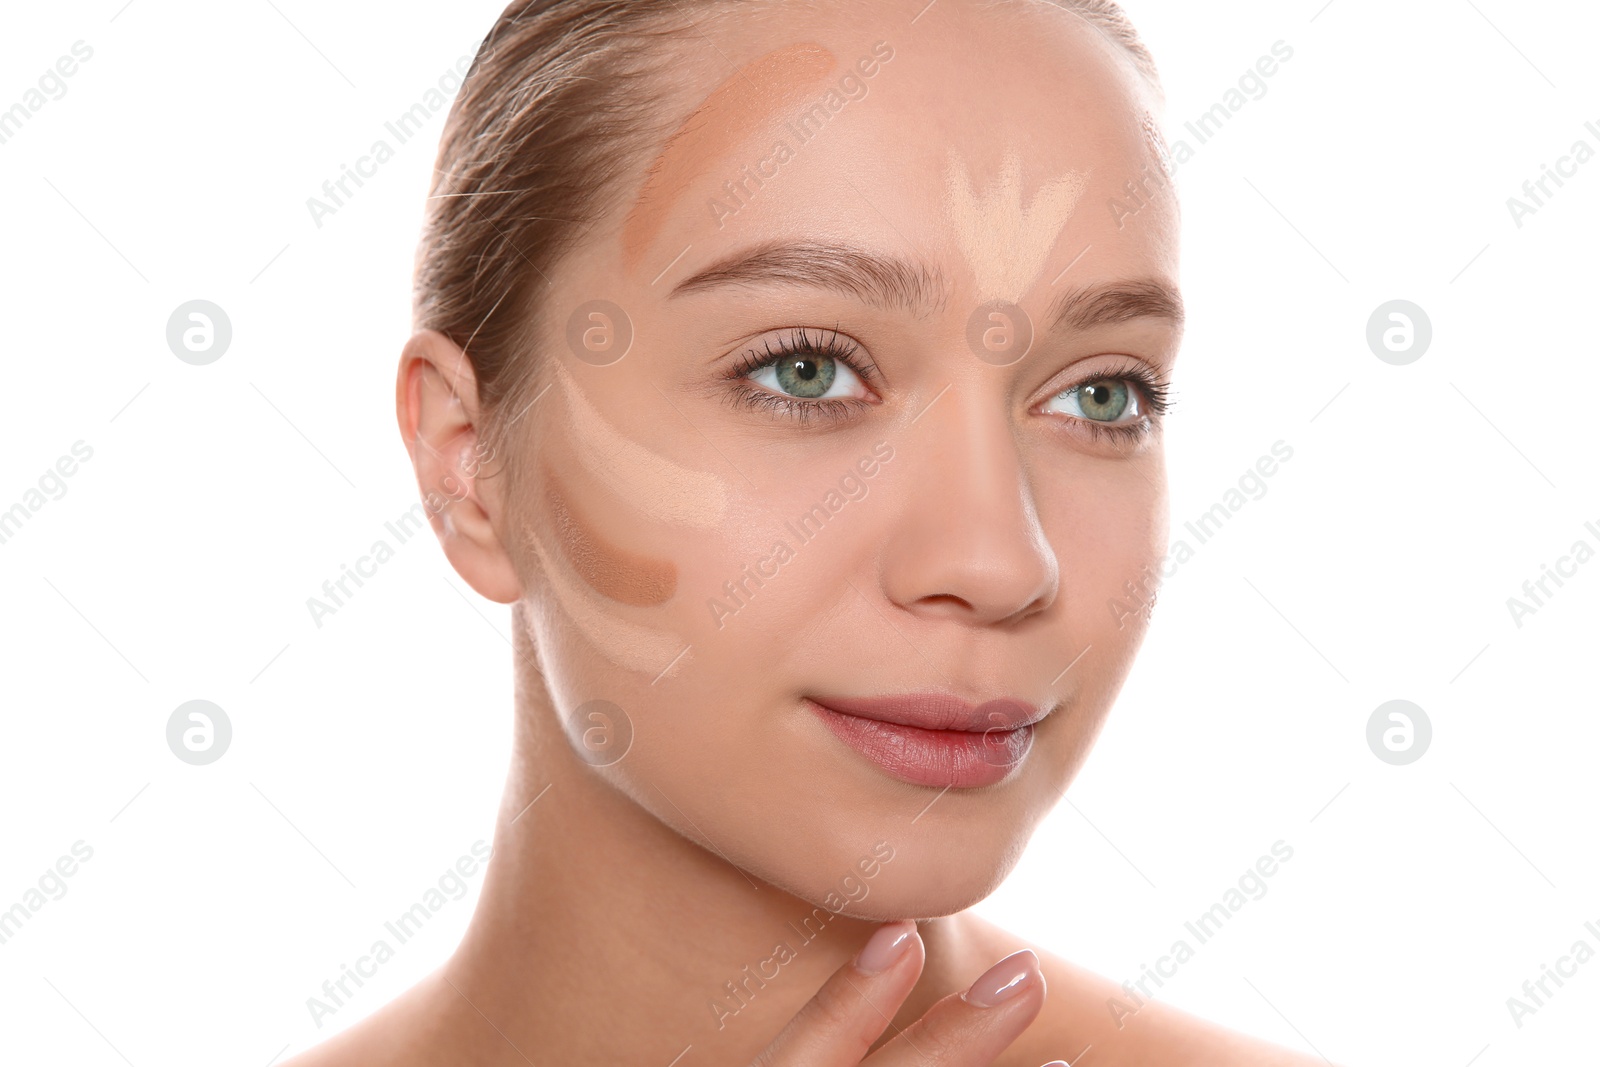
[945,148,1089,303]
[552,359,728,528]
[523,525,690,680]
[621,42,838,273]
[544,465,677,606]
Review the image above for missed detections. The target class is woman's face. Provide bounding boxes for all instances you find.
[506,0,1181,917]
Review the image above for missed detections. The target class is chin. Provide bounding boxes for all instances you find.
[737,804,1035,922]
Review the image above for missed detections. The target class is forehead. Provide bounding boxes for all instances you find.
[614,0,1176,293]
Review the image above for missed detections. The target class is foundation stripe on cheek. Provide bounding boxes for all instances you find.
[621,42,838,274]
[945,148,1089,303]
[553,360,729,528]
[544,466,677,607]
[522,525,690,679]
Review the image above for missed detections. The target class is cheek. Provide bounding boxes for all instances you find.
[1050,461,1169,640]
[544,468,676,607]
[668,448,895,664]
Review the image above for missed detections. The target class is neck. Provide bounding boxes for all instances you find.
[433,611,976,1064]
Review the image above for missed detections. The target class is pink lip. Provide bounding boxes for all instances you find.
[806,693,1047,788]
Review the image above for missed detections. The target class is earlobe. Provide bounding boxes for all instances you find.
[396,330,523,604]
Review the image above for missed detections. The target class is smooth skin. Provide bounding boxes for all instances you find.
[284,0,1331,1063]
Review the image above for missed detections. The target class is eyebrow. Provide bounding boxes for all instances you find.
[1045,277,1184,333]
[670,241,950,316]
[669,241,1182,334]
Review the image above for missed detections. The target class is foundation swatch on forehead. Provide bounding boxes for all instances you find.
[523,525,690,679]
[944,148,1089,303]
[544,464,677,606]
[621,42,838,273]
[552,360,728,528]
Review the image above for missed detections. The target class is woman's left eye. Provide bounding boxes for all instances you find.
[1042,378,1145,423]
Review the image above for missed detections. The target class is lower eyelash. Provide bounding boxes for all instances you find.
[1076,415,1160,446]
[726,383,860,424]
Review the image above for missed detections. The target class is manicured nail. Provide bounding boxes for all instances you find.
[854,921,915,975]
[962,949,1040,1008]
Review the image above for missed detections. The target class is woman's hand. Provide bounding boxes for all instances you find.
[750,921,1068,1067]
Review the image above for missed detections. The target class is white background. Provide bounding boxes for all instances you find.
[1,1,1596,1064]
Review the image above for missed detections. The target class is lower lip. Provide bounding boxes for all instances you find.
[807,699,1036,789]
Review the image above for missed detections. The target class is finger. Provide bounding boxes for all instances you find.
[750,920,924,1067]
[863,948,1047,1066]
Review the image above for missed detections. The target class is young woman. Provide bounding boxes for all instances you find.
[289,0,1326,1063]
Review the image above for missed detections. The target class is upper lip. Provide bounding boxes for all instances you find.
[808,692,1050,732]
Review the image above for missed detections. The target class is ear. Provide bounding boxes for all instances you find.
[395,330,522,604]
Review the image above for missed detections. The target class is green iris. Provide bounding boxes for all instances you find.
[1073,379,1130,421]
[774,355,837,399]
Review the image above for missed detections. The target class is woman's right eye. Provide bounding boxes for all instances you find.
[745,352,871,401]
[724,326,881,423]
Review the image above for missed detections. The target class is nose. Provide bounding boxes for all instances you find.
[878,387,1059,628]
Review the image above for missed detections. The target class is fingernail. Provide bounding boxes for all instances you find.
[962,949,1040,1008]
[855,921,915,975]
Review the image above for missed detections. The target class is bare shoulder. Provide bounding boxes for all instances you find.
[278,972,455,1067]
[959,913,1335,1067]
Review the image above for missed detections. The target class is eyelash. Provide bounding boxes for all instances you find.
[725,325,876,425]
[725,328,1174,441]
[1062,358,1173,446]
